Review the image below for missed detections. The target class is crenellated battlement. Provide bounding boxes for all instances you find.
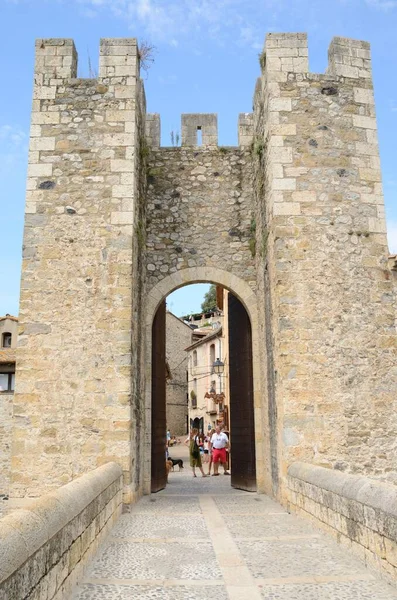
[145,112,254,148]
[13,31,397,511]
[327,36,372,79]
[181,113,218,146]
[34,39,77,94]
[259,32,372,81]
[33,38,140,97]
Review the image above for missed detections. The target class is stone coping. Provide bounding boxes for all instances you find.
[0,462,122,585]
[288,462,397,519]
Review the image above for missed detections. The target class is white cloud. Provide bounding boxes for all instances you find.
[239,26,262,50]
[0,125,28,175]
[366,0,397,9]
[75,0,277,47]
[80,7,98,17]
[0,124,27,148]
[158,74,177,85]
[387,220,397,254]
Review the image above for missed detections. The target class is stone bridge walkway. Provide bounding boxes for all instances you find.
[72,456,397,600]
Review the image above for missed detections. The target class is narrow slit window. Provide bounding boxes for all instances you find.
[197,126,202,146]
[2,332,11,348]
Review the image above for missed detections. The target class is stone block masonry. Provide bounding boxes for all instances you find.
[13,33,397,509]
[0,463,122,599]
[252,32,397,495]
[288,462,397,585]
[165,313,191,436]
[181,113,218,146]
[14,38,147,503]
[0,394,12,508]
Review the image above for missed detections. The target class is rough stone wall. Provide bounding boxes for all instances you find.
[15,33,397,504]
[0,394,12,503]
[165,312,191,435]
[253,33,397,494]
[146,146,255,290]
[13,38,146,500]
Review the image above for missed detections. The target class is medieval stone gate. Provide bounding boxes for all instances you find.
[10,32,397,505]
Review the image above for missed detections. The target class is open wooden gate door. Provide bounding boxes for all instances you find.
[228,293,257,491]
[151,300,167,493]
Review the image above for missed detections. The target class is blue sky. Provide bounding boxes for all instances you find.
[1,0,397,318]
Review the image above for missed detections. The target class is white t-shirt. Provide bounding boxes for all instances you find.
[211,432,228,449]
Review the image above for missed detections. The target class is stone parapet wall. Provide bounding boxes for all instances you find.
[287,462,397,585]
[0,462,122,600]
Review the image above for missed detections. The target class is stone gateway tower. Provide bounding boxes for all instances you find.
[12,34,397,504]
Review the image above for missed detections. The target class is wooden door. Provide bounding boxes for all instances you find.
[151,300,167,492]
[228,293,257,491]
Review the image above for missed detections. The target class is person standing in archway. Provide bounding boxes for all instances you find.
[210,425,230,476]
[206,428,215,475]
[185,428,208,478]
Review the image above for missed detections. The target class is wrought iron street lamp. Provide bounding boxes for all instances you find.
[213,358,224,377]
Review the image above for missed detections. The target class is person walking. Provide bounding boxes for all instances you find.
[210,425,230,476]
[206,428,215,475]
[203,434,210,465]
[185,428,208,478]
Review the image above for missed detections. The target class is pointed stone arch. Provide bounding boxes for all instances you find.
[143,267,266,494]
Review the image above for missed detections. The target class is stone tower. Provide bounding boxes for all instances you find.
[11,34,396,504]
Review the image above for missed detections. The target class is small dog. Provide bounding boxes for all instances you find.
[166,459,173,481]
[168,457,184,471]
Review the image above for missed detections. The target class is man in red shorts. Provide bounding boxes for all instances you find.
[210,425,230,476]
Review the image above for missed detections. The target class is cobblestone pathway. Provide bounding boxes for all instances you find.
[72,455,397,600]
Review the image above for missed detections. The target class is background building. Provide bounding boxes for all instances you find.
[185,288,230,434]
[165,312,191,435]
[0,315,17,502]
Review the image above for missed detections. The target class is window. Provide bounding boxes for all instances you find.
[210,344,215,369]
[191,378,197,408]
[0,372,14,392]
[2,332,11,348]
[193,350,198,367]
[197,126,202,146]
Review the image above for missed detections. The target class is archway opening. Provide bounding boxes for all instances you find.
[150,282,256,493]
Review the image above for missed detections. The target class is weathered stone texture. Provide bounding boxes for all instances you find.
[0,394,12,502]
[181,113,218,147]
[253,33,397,492]
[146,146,255,290]
[13,33,397,506]
[238,112,254,147]
[165,312,191,436]
[145,113,160,148]
[0,463,122,600]
[13,38,147,501]
[287,462,397,584]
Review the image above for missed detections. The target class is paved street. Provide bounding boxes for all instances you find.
[72,447,397,600]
